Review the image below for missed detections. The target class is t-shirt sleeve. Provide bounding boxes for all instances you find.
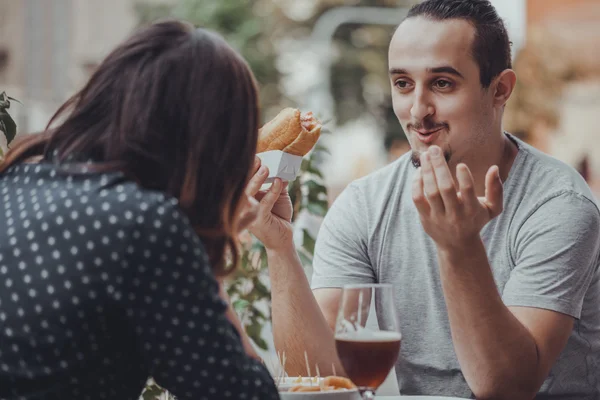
[121,198,278,399]
[311,183,376,289]
[502,191,600,319]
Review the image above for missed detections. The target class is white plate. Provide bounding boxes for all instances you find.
[279,389,360,400]
[277,377,360,400]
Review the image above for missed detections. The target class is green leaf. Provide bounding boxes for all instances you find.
[307,201,328,217]
[0,91,9,109]
[246,321,268,350]
[7,96,22,105]
[313,143,331,155]
[306,162,325,178]
[0,111,17,145]
[302,229,316,254]
[305,179,327,197]
[233,299,250,314]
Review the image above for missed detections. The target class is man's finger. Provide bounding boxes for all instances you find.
[246,165,269,197]
[420,152,445,214]
[412,168,431,215]
[429,146,458,211]
[456,164,478,211]
[484,165,503,217]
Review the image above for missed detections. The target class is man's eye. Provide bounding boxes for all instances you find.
[395,80,409,89]
[435,80,452,89]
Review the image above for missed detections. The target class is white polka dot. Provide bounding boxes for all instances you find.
[109,215,117,224]
[41,270,49,279]
[70,210,78,219]
[63,230,71,239]
[48,236,56,246]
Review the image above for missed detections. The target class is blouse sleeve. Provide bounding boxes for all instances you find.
[120,196,279,399]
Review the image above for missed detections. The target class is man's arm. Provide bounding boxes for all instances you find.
[246,157,371,377]
[413,146,598,399]
[437,239,573,399]
[268,246,345,376]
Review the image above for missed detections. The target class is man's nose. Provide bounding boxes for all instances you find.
[410,89,435,121]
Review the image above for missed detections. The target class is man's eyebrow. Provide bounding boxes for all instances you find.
[388,66,464,79]
[429,66,464,79]
[389,68,408,76]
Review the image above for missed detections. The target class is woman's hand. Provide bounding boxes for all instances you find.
[246,157,294,251]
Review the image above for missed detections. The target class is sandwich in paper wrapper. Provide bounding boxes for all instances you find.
[257,108,322,183]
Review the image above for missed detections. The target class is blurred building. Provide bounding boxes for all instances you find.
[506,0,600,196]
[0,0,173,137]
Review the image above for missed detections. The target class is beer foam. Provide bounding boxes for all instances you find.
[335,330,401,342]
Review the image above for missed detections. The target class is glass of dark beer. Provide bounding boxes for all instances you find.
[334,284,401,399]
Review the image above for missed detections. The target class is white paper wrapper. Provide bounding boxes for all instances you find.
[257,150,303,183]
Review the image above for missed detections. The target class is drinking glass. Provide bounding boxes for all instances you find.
[334,284,401,399]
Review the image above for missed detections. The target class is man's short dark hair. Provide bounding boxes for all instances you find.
[406,0,512,88]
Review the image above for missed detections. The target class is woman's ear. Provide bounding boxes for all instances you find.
[492,69,517,108]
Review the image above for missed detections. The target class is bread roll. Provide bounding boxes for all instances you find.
[257,108,321,156]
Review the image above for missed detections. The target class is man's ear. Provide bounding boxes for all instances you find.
[492,69,517,108]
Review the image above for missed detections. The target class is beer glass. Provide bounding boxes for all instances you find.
[334,284,401,399]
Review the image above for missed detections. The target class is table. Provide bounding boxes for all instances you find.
[377,397,468,399]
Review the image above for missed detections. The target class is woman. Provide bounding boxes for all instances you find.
[0,20,280,399]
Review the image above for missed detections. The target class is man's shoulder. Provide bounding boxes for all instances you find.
[511,135,598,207]
[506,135,600,228]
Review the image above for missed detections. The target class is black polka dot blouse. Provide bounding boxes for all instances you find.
[0,162,279,400]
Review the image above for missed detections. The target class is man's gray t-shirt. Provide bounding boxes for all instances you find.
[312,135,600,399]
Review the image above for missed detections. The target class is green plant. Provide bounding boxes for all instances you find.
[0,91,19,157]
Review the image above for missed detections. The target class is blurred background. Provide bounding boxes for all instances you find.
[1,0,599,395]
[2,0,599,199]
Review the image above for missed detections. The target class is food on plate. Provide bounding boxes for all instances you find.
[288,376,356,392]
[257,108,322,156]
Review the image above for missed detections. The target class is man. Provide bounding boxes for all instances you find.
[248,0,600,398]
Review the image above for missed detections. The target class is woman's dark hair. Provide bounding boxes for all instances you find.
[407,0,512,88]
[0,20,260,277]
